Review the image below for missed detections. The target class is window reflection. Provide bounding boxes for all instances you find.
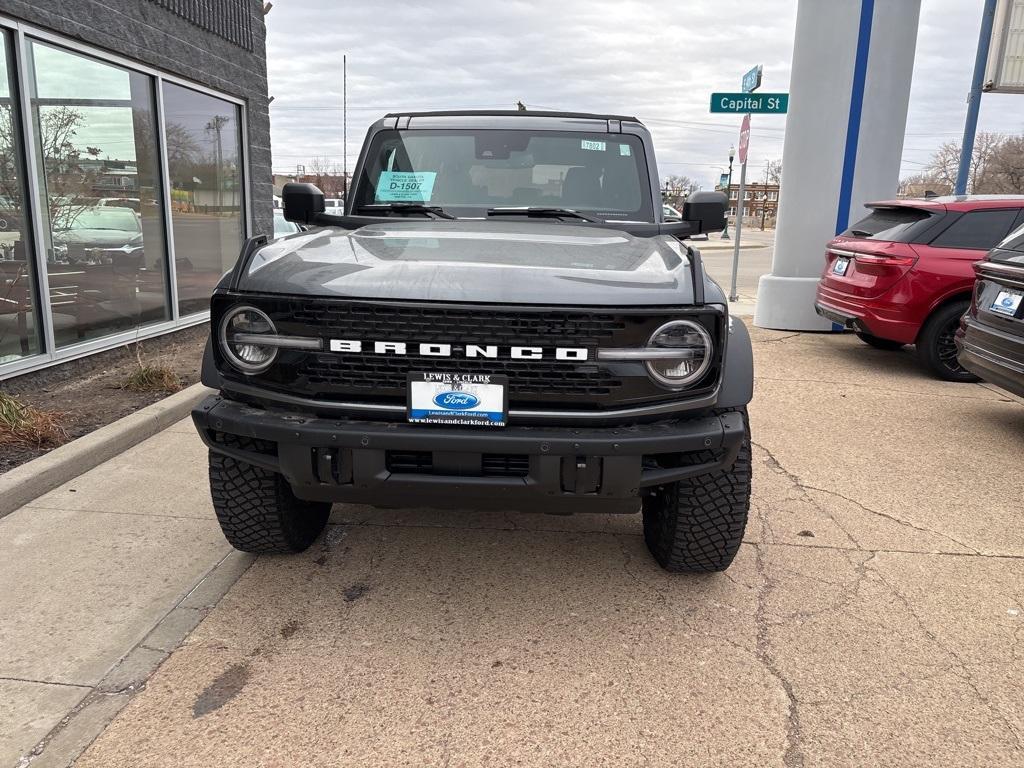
[161,83,243,316]
[0,32,41,363]
[28,41,169,347]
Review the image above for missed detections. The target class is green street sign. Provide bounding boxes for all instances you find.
[742,65,762,93]
[710,92,789,114]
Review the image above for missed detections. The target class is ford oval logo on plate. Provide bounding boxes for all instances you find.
[433,391,480,410]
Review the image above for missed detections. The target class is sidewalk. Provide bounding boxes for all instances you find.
[0,420,252,767]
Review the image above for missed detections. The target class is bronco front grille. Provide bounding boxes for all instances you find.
[220,297,724,410]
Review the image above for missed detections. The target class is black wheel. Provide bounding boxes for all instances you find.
[855,331,905,351]
[642,407,752,573]
[916,300,979,382]
[208,436,331,553]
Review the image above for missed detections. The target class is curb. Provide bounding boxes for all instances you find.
[21,550,256,768]
[0,382,212,519]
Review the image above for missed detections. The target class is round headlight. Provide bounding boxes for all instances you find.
[219,306,278,374]
[645,320,713,388]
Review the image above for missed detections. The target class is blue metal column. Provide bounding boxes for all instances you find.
[955,0,998,196]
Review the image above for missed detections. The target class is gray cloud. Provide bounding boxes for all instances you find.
[265,0,1022,189]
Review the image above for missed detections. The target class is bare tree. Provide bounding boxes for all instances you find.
[664,174,698,194]
[988,134,1024,193]
[925,132,1006,193]
[304,155,346,198]
[765,159,782,185]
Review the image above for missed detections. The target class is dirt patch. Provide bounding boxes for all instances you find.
[0,323,208,474]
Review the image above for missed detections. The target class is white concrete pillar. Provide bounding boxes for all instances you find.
[754,0,922,331]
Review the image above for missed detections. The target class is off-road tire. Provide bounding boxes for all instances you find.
[208,437,331,553]
[916,300,979,383]
[642,407,752,573]
[856,331,904,351]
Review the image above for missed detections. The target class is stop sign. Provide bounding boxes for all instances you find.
[738,114,751,164]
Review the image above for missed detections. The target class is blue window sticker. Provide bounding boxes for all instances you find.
[375,171,437,202]
[619,144,631,156]
[581,139,606,152]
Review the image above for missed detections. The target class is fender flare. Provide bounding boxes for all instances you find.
[716,316,754,408]
[200,336,222,390]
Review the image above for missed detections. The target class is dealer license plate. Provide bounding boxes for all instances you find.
[832,257,850,276]
[990,289,1023,317]
[408,372,508,427]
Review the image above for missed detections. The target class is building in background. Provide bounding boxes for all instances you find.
[0,0,271,378]
[716,181,780,229]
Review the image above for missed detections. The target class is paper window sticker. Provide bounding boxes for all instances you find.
[375,171,437,202]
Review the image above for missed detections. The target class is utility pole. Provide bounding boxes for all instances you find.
[205,115,228,212]
[760,165,769,231]
[955,0,997,195]
[720,145,734,239]
[729,117,749,302]
[342,54,347,201]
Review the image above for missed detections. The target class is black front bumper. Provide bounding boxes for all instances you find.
[193,395,745,514]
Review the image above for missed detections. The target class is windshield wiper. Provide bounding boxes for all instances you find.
[486,206,603,223]
[848,229,871,237]
[356,203,456,220]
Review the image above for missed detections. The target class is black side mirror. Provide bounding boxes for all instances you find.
[282,182,325,225]
[682,191,727,234]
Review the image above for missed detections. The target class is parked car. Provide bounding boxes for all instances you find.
[272,209,300,239]
[98,196,141,212]
[193,109,752,574]
[955,223,1024,397]
[814,195,1024,381]
[51,206,144,262]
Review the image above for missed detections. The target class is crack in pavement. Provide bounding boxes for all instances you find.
[872,568,1024,752]
[751,333,802,344]
[752,440,982,556]
[754,376,1011,402]
[752,503,806,768]
[753,441,862,550]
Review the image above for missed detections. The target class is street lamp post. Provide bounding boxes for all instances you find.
[721,144,735,239]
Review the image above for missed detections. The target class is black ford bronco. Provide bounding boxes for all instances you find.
[193,111,754,572]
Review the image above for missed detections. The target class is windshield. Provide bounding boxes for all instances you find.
[354,129,653,220]
[62,207,141,232]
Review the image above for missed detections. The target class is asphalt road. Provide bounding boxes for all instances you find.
[40,326,1024,767]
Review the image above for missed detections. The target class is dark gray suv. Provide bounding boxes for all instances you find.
[192,110,754,572]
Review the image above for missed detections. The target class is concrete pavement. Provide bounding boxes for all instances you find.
[0,420,254,767]
[7,327,1016,767]
[698,228,774,317]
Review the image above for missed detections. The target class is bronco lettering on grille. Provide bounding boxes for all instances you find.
[328,339,589,361]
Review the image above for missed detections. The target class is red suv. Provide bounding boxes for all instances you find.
[815,196,1024,381]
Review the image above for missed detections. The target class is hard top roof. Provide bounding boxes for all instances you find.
[382,109,643,123]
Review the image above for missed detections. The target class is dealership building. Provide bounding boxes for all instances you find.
[0,0,272,378]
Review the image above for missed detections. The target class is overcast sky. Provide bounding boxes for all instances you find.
[265,0,1024,189]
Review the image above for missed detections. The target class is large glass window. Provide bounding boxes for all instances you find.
[0,32,41,364]
[28,41,169,347]
[161,82,244,316]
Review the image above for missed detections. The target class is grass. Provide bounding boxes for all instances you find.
[121,362,182,394]
[0,391,68,449]
[120,343,183,394]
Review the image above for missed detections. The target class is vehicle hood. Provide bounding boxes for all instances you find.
[54,229,141,247]
[239,220,697,306]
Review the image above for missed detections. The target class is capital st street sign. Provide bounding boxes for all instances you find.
[710,92,789,114]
